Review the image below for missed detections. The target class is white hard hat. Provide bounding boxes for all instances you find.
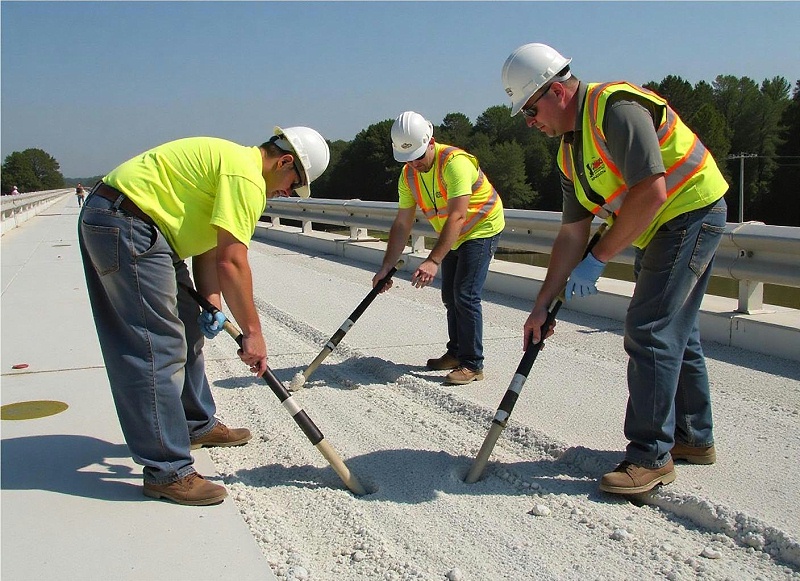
[273,126,330,198]
[391,111,434,162]
[502,43,572,116]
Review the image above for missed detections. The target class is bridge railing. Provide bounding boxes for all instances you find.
[264,198,800,314]
[1,189,72,235]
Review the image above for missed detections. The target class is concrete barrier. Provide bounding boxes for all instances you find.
[254,222,800,363]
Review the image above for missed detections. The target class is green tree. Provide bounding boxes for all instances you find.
[437,112,473,150]
[471,139,536,209]
[321,120,397,202]
[473,105,528,145]
[714,75,791,220]
[689,103,731,162]
[307,139,347,199]
[758,79,800,226]
[2,148,65,194]
[645,75,697,120]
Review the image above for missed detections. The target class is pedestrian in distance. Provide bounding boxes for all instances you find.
[501,43,728,495]
[75,183,85,206]
[78,127,330,505]
[373,111,505,385]
[11,185,20,195]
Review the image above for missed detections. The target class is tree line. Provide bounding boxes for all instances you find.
[3,74,798,226]
[312,74,800,227]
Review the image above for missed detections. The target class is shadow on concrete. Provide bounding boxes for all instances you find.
[1,435,142,501]
[211,357,421,392]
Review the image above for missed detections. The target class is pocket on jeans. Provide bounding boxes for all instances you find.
[689,222,725,278]
[81,223,120,276]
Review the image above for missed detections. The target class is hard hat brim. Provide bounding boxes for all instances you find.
[294,184,311,198]
[393,141,428,163]
[274,125,312,196]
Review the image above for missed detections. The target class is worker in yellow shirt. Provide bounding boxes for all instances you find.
[373,111,505,385]
[78,127,329,505]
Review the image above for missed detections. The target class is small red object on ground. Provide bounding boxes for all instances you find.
[11,363,29,370]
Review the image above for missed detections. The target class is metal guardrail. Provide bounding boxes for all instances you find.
[1,189,72,234]
[265,198,800,313]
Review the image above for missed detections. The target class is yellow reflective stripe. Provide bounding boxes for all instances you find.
[559,146,574,180]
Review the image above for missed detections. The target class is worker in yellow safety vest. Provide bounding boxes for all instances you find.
[373,111,505,385]
[502,43,728,495]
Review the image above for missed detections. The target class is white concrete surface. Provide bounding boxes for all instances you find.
[1,198,275,581]
[2,197,799,580]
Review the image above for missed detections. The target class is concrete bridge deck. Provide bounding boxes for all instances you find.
[2,196,798,579]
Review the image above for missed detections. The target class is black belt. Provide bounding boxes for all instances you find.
[91,183,155,225]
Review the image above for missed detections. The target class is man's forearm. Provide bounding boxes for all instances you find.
[217,258,261,337]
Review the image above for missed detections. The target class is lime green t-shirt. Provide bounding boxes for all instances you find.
[104,137,266,259]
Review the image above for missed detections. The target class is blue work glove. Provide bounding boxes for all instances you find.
[565,252,606,301]
[198,310,227,339]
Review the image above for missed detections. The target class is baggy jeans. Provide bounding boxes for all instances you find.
[78,193,218,484]
[440,233,501,371]
[623,197,727,468]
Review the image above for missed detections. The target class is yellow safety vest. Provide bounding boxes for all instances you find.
[558,82,728,248]
[403,144,504,245]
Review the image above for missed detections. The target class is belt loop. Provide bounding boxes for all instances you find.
[112,194,125,210]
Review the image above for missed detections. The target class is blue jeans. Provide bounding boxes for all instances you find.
[78,193,218,484]
[623,197,727,468]
[440,233,501,371]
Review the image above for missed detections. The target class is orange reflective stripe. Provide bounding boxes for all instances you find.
[658,108,678,146]
[404,165,436,219]
[664,135,706,196]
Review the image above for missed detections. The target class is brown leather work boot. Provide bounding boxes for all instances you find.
[190,422,251,450]
[599,460,676,494]
[427,352,460,371]
[671,442,716,465]
[444,367,484,385]
[143,473,228,506]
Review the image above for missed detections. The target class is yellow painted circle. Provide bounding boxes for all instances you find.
[1,400,69,420]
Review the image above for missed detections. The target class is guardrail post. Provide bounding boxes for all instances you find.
[302,220,312,234]
[412,234,426,254]
[737,280,764,313]
[272,216,281,227]
[349,226,368,240]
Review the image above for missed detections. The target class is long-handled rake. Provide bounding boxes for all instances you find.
[465,223,608,484]
[183,284,367,496]
[290,258,404,390]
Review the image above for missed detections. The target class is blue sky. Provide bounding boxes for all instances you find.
[2,1,799,178]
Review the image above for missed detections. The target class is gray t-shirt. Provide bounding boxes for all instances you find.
[562,83,667,224]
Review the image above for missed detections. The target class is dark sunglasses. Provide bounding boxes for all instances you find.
[520,84,552,119]
[291,163,305,191]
